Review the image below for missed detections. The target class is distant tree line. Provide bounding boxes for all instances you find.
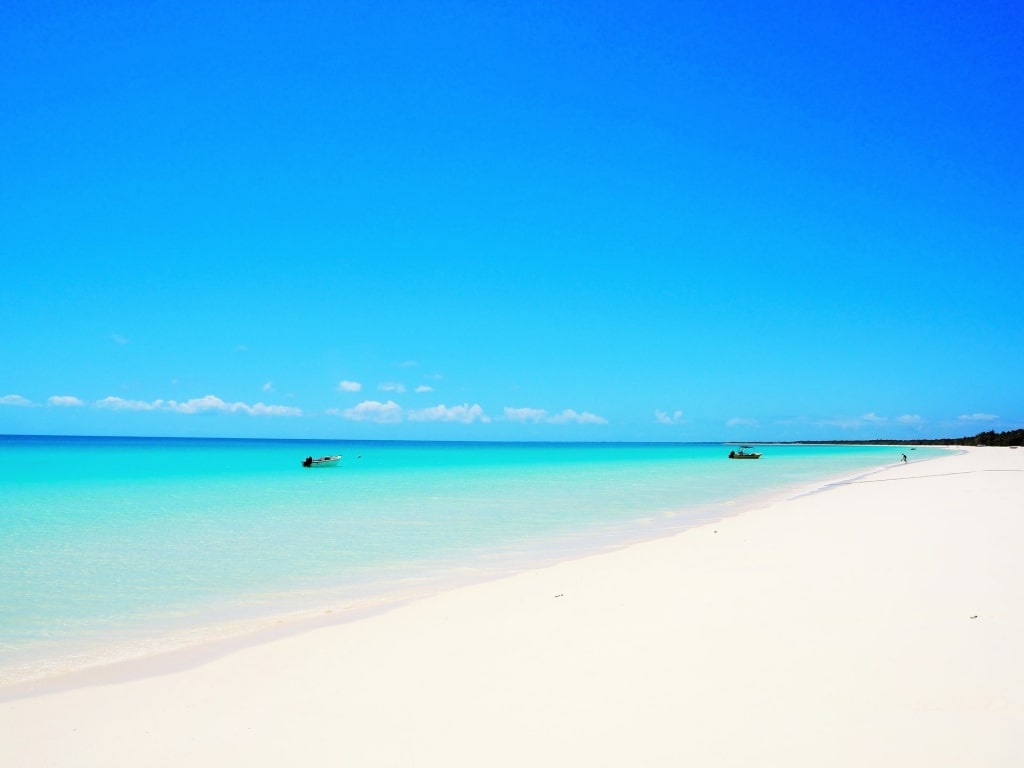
[793,428,1023,447]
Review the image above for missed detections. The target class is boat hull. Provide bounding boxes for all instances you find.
[728,448,762,459]
[302,455,341,467]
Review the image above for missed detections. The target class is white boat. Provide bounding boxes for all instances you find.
[302,455,341,467]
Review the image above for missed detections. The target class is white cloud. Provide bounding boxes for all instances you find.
[48,395,84,407]
[398,361,418,368]
[338,380,362,392]
[111,333,129,345]
[655,409,685,425]
[167,396,232,414]
[504,407,548,423]
[96,396,158,411]
[548,409,607,425]
[94,395,301,416]
[415,385,433,393]
[503,406,606,425]
[897,414,924,424]
[0,394,35,407]
[958,412,997,422]
[727,417,760,428]
[166,395,302,416]
[408,404,490,423]
[339,400,403,423]
[262,381,274,393]
[332,401,489,424]
[816,413,889,430]
[379,382,406,393]
[246,402,302,416]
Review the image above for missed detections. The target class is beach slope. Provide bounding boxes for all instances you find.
[2,447,1022,766]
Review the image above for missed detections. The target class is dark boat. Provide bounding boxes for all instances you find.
[728,446,762,460]
[302,455,341,467]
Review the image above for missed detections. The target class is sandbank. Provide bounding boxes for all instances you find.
[2,447,1022,766]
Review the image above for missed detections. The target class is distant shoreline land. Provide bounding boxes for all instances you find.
[770,428,1023,447]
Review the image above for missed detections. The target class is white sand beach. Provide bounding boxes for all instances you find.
[2,447,1022,766]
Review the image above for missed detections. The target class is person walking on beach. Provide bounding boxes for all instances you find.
[902,453,908,463]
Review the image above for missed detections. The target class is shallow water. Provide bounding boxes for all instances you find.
[0,436,945,684]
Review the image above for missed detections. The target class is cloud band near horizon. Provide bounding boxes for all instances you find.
[329,401,607,425]
[0,393,302,416]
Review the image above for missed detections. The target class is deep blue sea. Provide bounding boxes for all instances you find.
[0,436,946,686]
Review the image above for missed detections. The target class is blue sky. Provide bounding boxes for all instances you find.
[2,1,1021,441]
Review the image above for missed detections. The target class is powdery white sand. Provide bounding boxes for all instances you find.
[2,447,1022,766]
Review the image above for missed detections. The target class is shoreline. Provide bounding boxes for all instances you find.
[0,450,927,697]
[3,446,1021,765]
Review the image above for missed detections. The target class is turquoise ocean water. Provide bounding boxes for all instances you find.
[0,436,946,686]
